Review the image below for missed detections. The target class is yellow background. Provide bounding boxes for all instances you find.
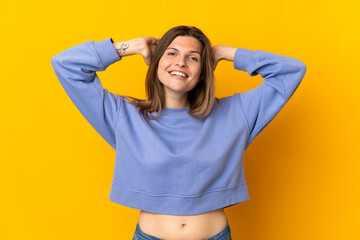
[1,0,359,239]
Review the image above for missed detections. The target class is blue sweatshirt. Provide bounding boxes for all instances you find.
[51,37,306,215]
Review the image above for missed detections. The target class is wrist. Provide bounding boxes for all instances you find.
[131,38,146,55]
[221,45,236,62]
[112,38,143,57]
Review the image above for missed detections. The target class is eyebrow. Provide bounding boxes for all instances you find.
[166,47,201,55]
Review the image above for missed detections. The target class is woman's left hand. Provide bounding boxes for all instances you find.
[211,45,223,71]
[211,45,237,71]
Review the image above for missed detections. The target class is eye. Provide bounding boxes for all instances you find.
[189,56,199,62]
[167,52,176,56]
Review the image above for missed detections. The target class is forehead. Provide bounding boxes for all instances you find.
[167,36,202,53]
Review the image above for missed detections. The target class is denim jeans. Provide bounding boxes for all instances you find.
[132,221,232,240]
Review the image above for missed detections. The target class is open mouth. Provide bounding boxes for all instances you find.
[168,71,188,79]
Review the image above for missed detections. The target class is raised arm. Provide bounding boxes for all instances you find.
[51,37,159,150]
[213,44,307,149]
[112,36,160,65]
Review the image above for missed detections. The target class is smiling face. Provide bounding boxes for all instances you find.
[157,36,203,105]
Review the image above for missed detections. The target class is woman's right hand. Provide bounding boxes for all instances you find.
[138,36,161,66]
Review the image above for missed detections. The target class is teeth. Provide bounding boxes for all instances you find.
[170,71,186,78]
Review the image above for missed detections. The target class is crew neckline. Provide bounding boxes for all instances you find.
[161,106,190,116]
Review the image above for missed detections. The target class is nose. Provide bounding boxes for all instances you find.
[175,56,186,67]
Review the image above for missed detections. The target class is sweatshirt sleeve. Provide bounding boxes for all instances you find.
[51,37,122,150]
[232,47,307,150]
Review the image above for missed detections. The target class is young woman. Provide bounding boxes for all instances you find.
[51,26,306,240]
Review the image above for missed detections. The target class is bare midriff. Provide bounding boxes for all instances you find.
[138,208,228,240]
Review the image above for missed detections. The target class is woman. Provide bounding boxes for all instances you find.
[51,26,306,240]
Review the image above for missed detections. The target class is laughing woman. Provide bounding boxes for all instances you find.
[51,25,306,240]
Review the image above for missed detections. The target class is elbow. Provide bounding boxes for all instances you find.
[51,54,68,73]
[294,59,307,81]
[297,59,307,74]
[300,61,306,80]
[51,54,61,69]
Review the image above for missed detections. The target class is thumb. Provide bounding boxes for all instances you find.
[145,55,151,66]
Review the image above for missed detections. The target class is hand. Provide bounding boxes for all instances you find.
[211,45,236,71]
[211,45,223,71]
[139,36,161,66]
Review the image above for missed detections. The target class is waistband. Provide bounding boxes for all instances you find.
[134,221,231,240]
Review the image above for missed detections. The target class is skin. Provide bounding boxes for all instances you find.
[112,35,237,239]
[112,36,236,109]
[157,36,203,108]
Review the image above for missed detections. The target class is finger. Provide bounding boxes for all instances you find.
[151,38,159,45]
[212,61,217,71]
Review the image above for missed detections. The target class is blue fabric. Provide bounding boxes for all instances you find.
[132,222,231,240]
[51,37,306,215]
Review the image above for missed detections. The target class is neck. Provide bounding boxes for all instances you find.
[164,93,189,109]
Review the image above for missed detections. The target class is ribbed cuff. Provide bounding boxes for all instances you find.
[233,47,256,72]
[93,37,122,69]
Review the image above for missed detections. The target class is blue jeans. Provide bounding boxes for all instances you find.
[132,221,232,240]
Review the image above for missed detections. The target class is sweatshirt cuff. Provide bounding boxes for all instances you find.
[233,47,256,72]
[93,37,122,69]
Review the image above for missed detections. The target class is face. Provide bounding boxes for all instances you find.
[157,36,202,98]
